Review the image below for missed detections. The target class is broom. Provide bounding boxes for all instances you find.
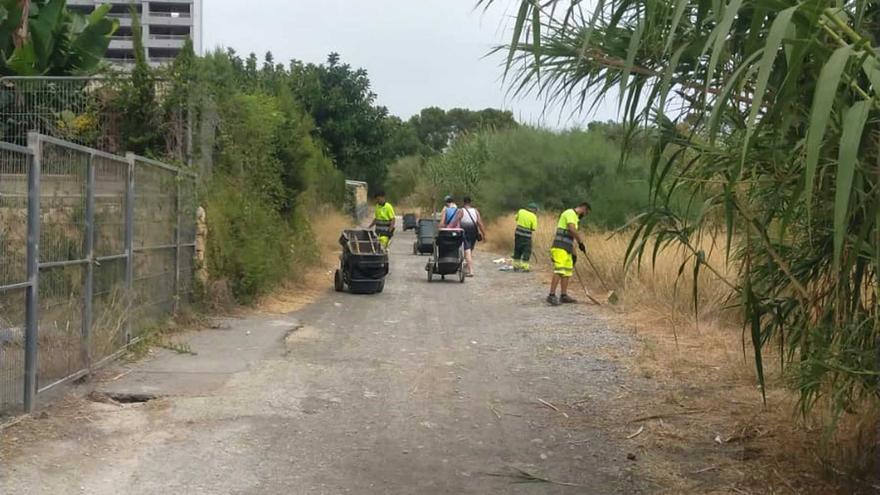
[533,250,604,306]
[581,252,619,304]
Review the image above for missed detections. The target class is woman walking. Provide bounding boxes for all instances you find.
[439,195,458,227]
[450,196,486,277]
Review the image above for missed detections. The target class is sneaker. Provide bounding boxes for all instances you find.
[560,294,578,304]
[546,294,560,306]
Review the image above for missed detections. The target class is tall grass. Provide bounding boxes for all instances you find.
[484,213,737,327]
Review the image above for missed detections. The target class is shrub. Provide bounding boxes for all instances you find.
[205,181,296,303]
[416,126,661,229]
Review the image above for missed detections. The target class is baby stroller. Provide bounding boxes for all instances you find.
[426,228,465,283]
[334,229,389,294]
[413,218,437,255]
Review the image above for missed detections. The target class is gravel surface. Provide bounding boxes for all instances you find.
[1,230,650,494]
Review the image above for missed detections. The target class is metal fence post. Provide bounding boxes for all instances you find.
[124,153,135,342]
[23,133,41,412]
[174,170,181,314]
[82,152,95,370]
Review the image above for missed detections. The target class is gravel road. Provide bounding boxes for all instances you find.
[1,229,649,494]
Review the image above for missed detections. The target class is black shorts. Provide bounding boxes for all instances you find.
[463,226,478,251]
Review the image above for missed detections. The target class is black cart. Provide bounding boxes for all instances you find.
[402,213,418,231]
[426,228,465,283]
[413,218,437,255]
[334,229,389,294]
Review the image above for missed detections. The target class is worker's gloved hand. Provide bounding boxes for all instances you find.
[572,253,578,265]
[578,242,587,254]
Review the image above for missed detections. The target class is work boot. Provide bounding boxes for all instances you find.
[546,294,560,306]
[560,294,578,304]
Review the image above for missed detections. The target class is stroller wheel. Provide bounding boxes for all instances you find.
[459,267,465,283]
[427,269,434,283]
[334,269,344,292]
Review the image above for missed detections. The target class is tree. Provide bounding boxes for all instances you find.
[383,115,423,159]
[290,53,391,189]
[409,107,518,154]
[480,0,880,425]
[119,6,160,155]
[0,0,118,75]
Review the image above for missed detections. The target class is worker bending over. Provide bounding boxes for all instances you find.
[547,202,591,306]
[512,203,538,272]
[369,191,396,249]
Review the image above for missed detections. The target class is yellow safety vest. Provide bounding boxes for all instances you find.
[552,209,579,253]
[375,203,395,236]
[515,209,538,239]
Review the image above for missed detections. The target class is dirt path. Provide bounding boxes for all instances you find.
[1,230,652,494]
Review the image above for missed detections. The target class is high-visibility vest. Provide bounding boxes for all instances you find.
[515,209,537,239]
[552,208,579,253]
[375,203,395,236]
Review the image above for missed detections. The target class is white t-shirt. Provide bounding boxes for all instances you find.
[459,207,480,227]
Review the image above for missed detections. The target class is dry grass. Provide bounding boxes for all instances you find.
[484,213,875,494]
[256,207,352,314]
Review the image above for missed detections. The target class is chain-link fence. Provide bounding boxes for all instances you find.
[0,76,191,162]
[0,133,196,415]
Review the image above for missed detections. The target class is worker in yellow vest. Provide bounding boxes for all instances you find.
[547,202,591,306]
[369,191,396,249]
[512,203,539,272]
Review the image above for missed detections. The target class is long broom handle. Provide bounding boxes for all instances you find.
[532,243,603,306]
[583,252,612,292]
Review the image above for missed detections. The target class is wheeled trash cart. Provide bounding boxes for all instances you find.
[334,229,389,294]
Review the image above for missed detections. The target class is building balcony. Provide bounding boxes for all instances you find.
[146,14,192,27]
[108,38,134,50]
[146,36,187,49]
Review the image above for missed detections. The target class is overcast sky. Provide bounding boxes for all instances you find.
[203,0,618,127]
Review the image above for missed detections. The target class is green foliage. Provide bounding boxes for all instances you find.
[385,154,425,202]
[482,0,880,429]
[119,7,160,155]
[409,106,519,154]
[191,49,344,302]
[290,53,393,189]
[417,125,656,228]
[424,133,491,202]
[204,181,292,303]
[0,0,117,76]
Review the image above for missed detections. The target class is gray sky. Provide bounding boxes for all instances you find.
[203,0,618,127]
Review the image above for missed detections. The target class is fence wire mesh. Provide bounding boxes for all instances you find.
[0,134,197,414]
[0,76,192,164]
[0,77,124,153]
[0,144,30,410]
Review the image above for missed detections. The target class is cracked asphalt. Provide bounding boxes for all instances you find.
[1,229,648,494]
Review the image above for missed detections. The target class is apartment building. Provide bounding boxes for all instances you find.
[67,0,204,65]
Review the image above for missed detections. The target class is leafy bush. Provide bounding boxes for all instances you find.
[417,126,659,229]
[192,50,345,303]
[205,182,292,303]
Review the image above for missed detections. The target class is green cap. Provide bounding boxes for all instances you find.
[527,202,539,211]
[444,195,454,203]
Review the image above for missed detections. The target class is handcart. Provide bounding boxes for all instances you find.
[426,228,465,283]
[413,218,437,255]
[334,229,389,294]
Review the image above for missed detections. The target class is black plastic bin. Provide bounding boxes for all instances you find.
[403,213,418,231]
[426,228,465,283]
[334,229,389,294]
[413,218,437,255]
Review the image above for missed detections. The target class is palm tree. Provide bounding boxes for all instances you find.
[479,0,879,424]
